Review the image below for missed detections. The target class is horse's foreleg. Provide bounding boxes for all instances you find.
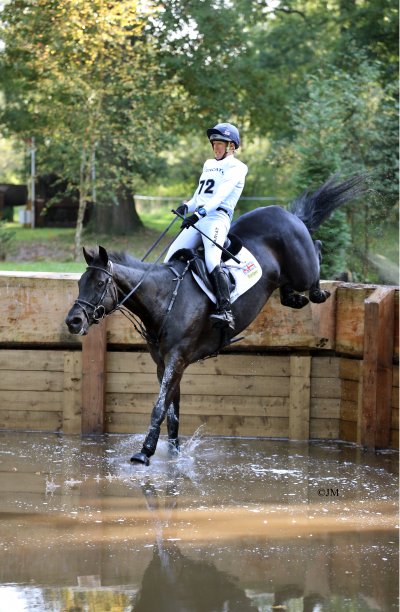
[131,361,182,465]
[167,389,180,453]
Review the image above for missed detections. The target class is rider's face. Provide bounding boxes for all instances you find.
[212,140,234,160]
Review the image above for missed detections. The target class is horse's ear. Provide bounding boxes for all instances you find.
[98,245,109,267]
[83,247,94,265]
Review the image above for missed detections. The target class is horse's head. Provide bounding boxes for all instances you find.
[65,245,117,335]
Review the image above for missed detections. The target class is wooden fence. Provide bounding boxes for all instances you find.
[0,272,398,449]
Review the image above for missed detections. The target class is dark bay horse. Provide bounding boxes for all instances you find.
[65,176,364,465]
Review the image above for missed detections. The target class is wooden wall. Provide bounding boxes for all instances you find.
[0,272,398,449]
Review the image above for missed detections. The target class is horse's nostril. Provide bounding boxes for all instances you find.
[66,315,83,330]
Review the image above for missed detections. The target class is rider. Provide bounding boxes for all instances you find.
[164,122,248,330]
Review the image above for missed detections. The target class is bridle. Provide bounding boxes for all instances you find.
[73,256,191,344]
[74,262,119,325]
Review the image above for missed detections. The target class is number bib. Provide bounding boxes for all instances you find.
[190,156,247,217]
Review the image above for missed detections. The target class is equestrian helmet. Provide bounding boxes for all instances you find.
[207,122,240,149]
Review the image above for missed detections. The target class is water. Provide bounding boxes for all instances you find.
[0,431,398,611]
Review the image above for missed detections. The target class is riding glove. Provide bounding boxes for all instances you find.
[175,203,188,216]
[181,213,200,229]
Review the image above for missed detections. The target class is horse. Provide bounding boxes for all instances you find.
[65,175,364,465]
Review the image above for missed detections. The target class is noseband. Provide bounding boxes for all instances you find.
[75,262,118,324]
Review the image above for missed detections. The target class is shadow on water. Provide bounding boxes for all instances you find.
[0,430,398,611]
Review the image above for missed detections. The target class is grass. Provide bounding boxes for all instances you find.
[0,261,86,273]
[1,206,398,281]
[0,208,180,273]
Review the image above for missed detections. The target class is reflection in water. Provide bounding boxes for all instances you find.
[0,432,398,611]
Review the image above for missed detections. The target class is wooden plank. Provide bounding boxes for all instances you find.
[106,393,290,417]
[311,356,340,378]
[394,291,399,361]
[0,370,63,392]
[0,273,83,345]
[106,412,289,437]
[392,386,399,410]
[361,287,395,449]
[341,379,359,403]
[310,398,340,419]
[63,352,82,434]
[106,352,291,377]
[392,366,399,387]
[106,372,290,397]
[81,319,107,435]
[310,418,340,439]
[339,358,362,382]
[391,408,399,430]
[0,390,62,411]
[106,280,338,350]
[0,349,64,371]
[0,409,62,431]
[311,377,341,399]
[289,355,311,440]
[340,400,358,423]
[390,429,399,449]
[336,285,377,356]
[339,419,357,442]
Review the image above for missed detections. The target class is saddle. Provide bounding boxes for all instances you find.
[170,233,243,294]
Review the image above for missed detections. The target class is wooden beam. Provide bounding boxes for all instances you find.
[289,355,311,440]
[81,319,107,434]
[361,287,395,450]
[63,352,82,434]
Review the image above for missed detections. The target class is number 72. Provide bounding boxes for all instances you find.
[198,179,215,194]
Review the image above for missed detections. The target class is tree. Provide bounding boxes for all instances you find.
[0,0,183,257]
[287,57,398,278]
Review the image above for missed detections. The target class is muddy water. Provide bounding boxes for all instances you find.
[0,431,398,612]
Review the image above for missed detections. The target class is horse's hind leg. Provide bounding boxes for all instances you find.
[309,240,331,304]
[280,284,309,309]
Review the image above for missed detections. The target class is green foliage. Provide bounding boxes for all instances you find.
[285,55,398,279]
[316,210,351,279]
[0,0,397,280]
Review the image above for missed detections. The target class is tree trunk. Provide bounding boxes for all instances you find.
[74,190,87,261]
[91,185,143,235]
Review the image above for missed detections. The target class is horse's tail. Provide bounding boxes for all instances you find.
[289,174,366,234]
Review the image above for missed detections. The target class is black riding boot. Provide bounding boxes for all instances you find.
[209,266,235,330]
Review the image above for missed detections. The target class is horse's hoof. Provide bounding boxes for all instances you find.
[130,452,150,466]
[281,294,309,309]
[309,289,331,303]
[168,439,180,455]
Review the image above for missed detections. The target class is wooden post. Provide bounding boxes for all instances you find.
[361,287,395,450]
[289,355,311,440]
[63,352,82,434]
[81,319,107,434]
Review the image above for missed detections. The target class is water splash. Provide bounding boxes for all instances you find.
[178,425,206,459]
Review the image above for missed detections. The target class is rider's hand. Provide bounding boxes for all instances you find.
[175,203,188,216]
[181,213,199,229]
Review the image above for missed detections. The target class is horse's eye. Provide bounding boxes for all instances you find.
[97,281,104,288]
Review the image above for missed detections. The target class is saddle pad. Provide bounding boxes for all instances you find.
[191,246,262,304]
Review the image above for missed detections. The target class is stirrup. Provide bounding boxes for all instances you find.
[210,309,235,330]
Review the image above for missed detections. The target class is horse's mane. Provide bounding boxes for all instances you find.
[108,251,139,268]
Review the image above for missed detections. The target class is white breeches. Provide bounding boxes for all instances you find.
[164,210,230,273]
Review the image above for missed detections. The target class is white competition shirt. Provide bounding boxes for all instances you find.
[186,155,248,220]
